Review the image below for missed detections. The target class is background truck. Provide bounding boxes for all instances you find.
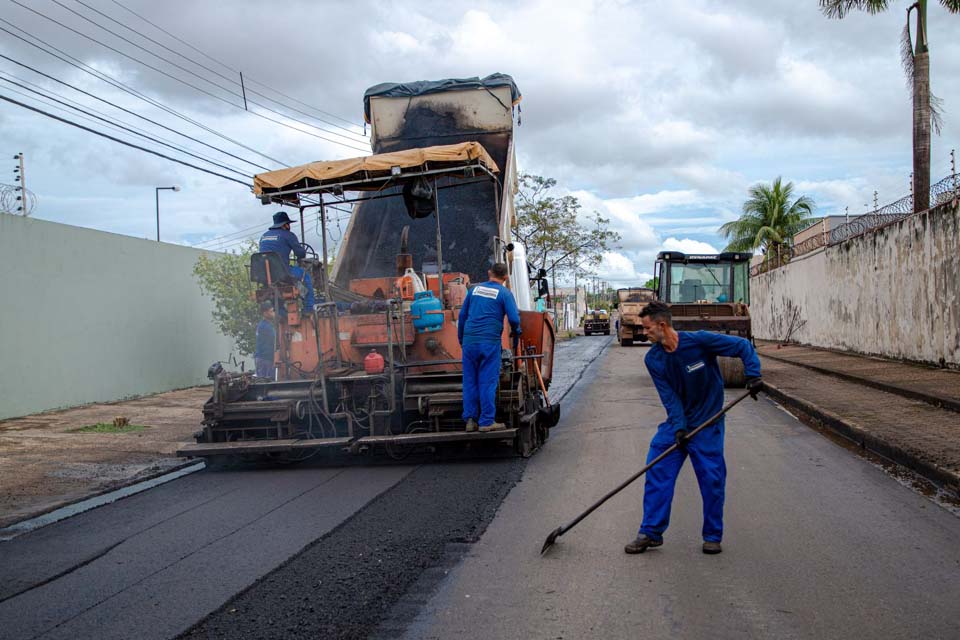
[616,287,656,346]
[652,251,752,386]
[583,309,610,336]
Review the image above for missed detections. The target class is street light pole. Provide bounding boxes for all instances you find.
[155,185,180,241]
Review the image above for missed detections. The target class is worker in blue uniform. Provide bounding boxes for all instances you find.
[259,211,315,311]
[458,262,522,433]
[625,301,763,556]
[254,301,276,379]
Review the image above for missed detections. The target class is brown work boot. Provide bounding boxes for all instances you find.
[702,541,722,555]
[478,422,507,433]
[465,418,478,433]
[624,535,662,554]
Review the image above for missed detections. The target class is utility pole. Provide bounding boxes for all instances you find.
[13,152,26,216]
[845,206,849,224]
[873,190,878,211]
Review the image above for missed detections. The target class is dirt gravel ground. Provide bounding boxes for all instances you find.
[0,387,209,527]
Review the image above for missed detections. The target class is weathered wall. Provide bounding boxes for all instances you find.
[0,214,244,419]
[751,202,960,367]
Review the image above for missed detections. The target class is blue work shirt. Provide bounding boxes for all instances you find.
[259,227,305,264]
[458,281,521,345]
[255,319,275,360]
[645,331,761,445]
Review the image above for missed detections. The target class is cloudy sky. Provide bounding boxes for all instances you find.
[2,0,958,286]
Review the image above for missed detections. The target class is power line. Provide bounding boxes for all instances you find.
[74,0,368,141]
[0,72,253,180]
[0,19,281,170]
[194,206,354,251]
[0,92,252,186]
[54,0,370,145]
[10,1,371,153]
[105,0,364,130]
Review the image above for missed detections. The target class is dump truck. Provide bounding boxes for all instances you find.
[178,75,560,463]
[583,309,610,336]
[616,287,656,346]
[652,251,752,386]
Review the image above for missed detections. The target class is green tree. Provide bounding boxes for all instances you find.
[719,177,815,264]
[515,173,621,294]
[820,0,960,212]
[193,242,258,355]
[643,277,659,290]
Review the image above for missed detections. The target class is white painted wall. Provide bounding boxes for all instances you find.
[750,203,960,367]
[0,214,244,419]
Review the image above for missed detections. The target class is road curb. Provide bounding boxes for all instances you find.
[0,457,202,538]
[764,382,960,493]
[760,351,960,414]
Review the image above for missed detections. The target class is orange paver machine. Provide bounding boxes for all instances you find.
[178,142,558,462]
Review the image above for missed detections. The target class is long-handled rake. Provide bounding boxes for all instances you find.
[540,390,752,555]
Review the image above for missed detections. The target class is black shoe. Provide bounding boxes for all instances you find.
[702,541,722,554]
[624,535,663,554]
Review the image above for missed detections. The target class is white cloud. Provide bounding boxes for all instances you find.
[3,0,956,269]
[662,237,720,255]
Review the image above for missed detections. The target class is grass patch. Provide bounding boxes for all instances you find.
[72,423,148,434]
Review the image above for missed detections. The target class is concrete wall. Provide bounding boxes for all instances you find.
[750,202,960,367]
[0,214,243,419]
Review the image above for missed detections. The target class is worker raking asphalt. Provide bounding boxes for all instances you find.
[542,300,763,555]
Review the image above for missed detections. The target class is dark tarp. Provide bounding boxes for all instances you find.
[363,73,521,123]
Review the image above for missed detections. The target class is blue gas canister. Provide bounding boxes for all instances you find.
[411,290,444,333]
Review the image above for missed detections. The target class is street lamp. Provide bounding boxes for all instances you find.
[155,185,180,241]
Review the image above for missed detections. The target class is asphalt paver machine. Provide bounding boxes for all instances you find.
[178,142,559,463]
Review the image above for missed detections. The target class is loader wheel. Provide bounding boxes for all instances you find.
[621,338,633,347]
[718,356,746,388]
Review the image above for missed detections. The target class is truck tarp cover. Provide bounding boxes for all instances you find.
[252,142,498,195]
[363,73,521,123]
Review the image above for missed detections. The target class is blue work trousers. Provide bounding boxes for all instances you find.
[639,421,726,543]
[289,265,315,311]
[255,357,274,379]
[461,341,502,426]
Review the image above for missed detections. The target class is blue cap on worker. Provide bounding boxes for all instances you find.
[270,210,297,229]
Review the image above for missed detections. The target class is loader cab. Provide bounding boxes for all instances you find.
[654,252,752,305]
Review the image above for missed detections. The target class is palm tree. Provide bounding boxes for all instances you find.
[820,1,960,213]
[719,178,815,264]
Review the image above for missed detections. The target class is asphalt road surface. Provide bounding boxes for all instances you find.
[0,336,609,640]
[388,343,960,639]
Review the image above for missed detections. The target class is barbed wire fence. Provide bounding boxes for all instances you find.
[0,182,37,215]
[752,171,959,277]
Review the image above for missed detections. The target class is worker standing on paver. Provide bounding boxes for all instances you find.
[625,301,762,555]
[458,263,522,433]
[259,211,315,310]
[255,301,276,379]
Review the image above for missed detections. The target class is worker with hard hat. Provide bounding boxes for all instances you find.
[259,211,315,311]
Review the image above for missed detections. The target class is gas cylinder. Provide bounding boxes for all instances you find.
[411,290,444,333]
[364,350,385,374]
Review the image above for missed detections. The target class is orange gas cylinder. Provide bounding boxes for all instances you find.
[364,350,385,374]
